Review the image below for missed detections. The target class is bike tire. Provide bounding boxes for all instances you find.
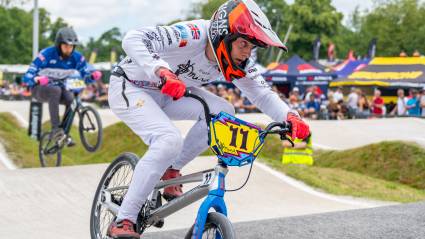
[39,132,62,167]
[185,212,235,239]
[79,105,103,152]
[90,152,139,239]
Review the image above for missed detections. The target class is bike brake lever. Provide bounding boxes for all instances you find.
[280,133,295,147]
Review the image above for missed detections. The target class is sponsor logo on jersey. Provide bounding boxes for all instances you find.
[175,25,188,47]
[152,54,160,60]
[176,60,209,83]
[187,23,201,40]
[49,59,57,64]
[163,27,173,45]
[38,53,46,61]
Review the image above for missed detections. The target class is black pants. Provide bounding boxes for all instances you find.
[32,85,74,129]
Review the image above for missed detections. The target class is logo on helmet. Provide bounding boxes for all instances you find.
[210,3,229,42]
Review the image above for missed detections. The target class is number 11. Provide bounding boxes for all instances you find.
[229,126,248,150]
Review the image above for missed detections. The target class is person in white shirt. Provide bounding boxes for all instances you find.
[347,87,359,118]
[106,1,310,238]
[333,86,344,103]
[390,88,407,116]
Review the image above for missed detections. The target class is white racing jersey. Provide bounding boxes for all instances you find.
[119,19,291,121]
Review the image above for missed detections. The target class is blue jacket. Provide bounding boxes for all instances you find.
[23,46,94,87]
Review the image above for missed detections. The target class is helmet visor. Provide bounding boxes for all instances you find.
[229,0,288,51]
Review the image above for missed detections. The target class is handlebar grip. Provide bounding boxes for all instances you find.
[184,89,191,97]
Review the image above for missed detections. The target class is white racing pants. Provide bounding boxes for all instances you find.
[108,75,234,223]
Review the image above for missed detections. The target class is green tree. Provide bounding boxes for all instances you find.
[48,17,69,44]
[82,27,124,62]
[288,0,343,60]
[0,6,32,63]
[0,0,29,7]
[357,0,425,56]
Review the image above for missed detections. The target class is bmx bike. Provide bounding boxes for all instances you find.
[90,90,292,238]
[38,69,103,167]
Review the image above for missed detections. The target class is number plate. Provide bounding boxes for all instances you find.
[209,112,265,166]
[65,78,85,91]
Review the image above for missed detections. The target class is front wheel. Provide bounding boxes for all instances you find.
[79,105,103,152]
[90,152,139,239]
[39,132,62,167]
[185,212,235,239]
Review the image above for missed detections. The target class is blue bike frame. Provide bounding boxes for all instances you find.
[192,168,228,239]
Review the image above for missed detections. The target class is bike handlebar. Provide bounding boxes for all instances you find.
[184,90,293,144]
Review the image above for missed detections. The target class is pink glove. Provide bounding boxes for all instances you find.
[91,71,102,81]
[37,76,49,86]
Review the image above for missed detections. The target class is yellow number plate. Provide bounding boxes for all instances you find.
[209,112,264,166]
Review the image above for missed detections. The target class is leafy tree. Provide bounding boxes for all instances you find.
[47,17,69,44]
[357,0,425,56]
[0,0,29,7]
[82,27,124,62]
[0,6,32,63]
[288,0,343,60]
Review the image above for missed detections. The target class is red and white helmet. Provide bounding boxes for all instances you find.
[208,0,287,82]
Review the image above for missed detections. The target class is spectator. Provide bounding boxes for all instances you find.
[390,89,407,116]
[357,93,370,118]
[292,87,301,100]
[337,99,348,119]
[327,95,340,120]
[406,89,421,116]
[217,84,229,101]
[413,50,421,57]
[288,92,302,114]
[205,84,218,95]
[399,50,407,57]
[304,94,320,119]
[240,96,257,113]
[333,87,344,103]
[272,85,285,101]
[421,87,425,117]
[371,89,385,117]
[81,84,96,102]
[303,86,314,101]
[347,87,359,118]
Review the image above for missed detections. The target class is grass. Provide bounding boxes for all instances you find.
[313,141,425,190]
[1,112,425,202]
[259,156,425,203]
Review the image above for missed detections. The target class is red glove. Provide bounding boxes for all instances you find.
[287,112,310,140]
[158,68,186,100]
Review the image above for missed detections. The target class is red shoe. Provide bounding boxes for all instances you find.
[161,168,183,201]
[107,219,140,239]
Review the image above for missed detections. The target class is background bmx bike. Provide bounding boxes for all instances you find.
[36,68,103,167]
[90,90,293,239]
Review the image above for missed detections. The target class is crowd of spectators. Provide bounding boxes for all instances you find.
[0,79,109,108]
[0,81,32,100]
[2,78,425,119]
[204,84,260,113]
[204,83,425,119]
[283,85,425,120]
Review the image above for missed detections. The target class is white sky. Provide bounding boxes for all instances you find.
[20,0,375,43]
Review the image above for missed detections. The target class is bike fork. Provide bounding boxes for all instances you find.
[192,172,227,239]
